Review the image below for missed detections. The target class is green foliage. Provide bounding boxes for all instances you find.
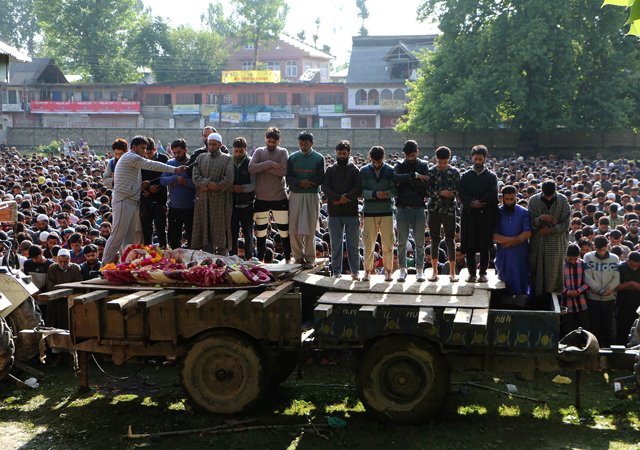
[231,0,289,67]
[200,1,235,38]
[356,0,369,36]
[0,0,40,54]
[35,0,147,83]
[400,0,640,133]
[603,0,640,35]
[36,140,60,155]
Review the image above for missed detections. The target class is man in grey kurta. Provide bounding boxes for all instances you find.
[528,180,571,299]
[191,133,234,253]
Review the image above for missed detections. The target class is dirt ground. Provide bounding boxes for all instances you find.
[1,355,639,450]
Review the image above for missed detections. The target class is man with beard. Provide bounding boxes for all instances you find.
[249,127,291,262]
[528,180,571,301]
[493,185,532,306]
[286,131,325,269]
[45,248,82,329]
[187,126,228,171]
[191,133,234,254]
[140,137,169,247]
[161,139,196,249]
[322,140,362,279]
[459,145,499,283]
[392,140,430,282]
[103,138,127,189]
[230,137,256,259]
[79,244,101,280]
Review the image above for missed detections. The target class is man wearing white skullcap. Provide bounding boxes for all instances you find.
[45,247,82,329]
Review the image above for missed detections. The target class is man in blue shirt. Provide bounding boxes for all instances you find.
[161,139,195,249]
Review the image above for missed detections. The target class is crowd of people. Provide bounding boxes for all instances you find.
[1,125,639,348]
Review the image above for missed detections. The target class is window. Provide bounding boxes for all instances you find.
[207,94,222,104]
[380,89,393,101]
[393,89,406,102]
[242,60,254,71]
[303,61,311,72]
[145,94,163,106]
[355,89,367,106]
[65,91,74,101]
[269,93,287,105]
[368,90,380,106]
[110,91,118,101]
[94,91,103,101]
[286,61,297,77]
[223,94,233,104]
[237,93,257,105]
[243,43,254,50]
[320,64,328,80]
[390,64,410,79]
[8,90,17,104]
[291,93,310,106]
[176,93,197,104]
[265,61,281,71]
[81,91,90,101]
[315,93,344,105]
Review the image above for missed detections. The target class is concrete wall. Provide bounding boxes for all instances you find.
[7,126,640,158]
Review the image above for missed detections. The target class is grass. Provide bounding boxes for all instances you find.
[0,359,639,450]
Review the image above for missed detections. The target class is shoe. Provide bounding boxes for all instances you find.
[301,262,314,270]
[351,273,360,282]
[362,272,370,282]
[397,269,407,282]
[478,274,488,283]
[384,270,393,282]
[416,270,425,282]
[333,273,342,279]
[466,275,477,283]
[285,258,292,264]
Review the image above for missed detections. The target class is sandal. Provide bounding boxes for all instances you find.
[428,275,439,282]
[478,274,488,283]
[450,275,459,282]
[466,275,477,283]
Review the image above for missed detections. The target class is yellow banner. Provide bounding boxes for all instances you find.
[222,70,281,83]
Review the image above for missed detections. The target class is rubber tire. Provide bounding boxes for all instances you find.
[181,330,266,414]
[6,297,43,362]
[356,335,450,424]
[628,318,640,348]
[267,350,298,386]
[0,317,15,381]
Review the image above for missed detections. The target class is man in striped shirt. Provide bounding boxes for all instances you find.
[101,136,188,266]
[560,243,590,338]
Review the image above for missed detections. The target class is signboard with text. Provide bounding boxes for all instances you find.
[380,99,406,110]
[172,104,201,115]
[30,101,140,114]
[221,70,281,83]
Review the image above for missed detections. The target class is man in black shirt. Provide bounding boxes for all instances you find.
[79,244,101,281]
[23,246,52,290]
[616,251,640,344]
[140,137,168,247]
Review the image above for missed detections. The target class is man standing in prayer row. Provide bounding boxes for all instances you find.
[493,185,532,306]
[161,139,195,249]
[528,180,571,301]
[230,137,256,259]
[459,145,499,283]
[287,131,325,269]
[191,133,234,254]
[102,137,187,266]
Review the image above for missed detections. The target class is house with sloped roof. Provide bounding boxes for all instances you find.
[345,35,435,128]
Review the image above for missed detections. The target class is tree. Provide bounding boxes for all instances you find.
[399,0,640,137]
[297,30,306,42]
[313,17,320,47]
[231,0,289,69]
[35,0,147,83]
[151,25,227,84]
[0,0,40,54]
[201,1,235,38]
[603,0,640,36]
[356,0,369,36]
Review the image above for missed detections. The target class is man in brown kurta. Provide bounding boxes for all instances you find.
[191,133,234,253]
[45,248,82,329]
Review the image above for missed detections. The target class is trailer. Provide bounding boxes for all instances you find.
[33,266,640,423]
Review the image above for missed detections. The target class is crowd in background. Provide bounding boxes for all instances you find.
[1,126,639,349]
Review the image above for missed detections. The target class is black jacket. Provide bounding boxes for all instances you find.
[393,158,430,208]
[322,161,362,217]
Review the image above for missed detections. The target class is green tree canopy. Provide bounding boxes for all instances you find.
[603,0,640,35]
[400,0,640,134]
[0,0,40,54]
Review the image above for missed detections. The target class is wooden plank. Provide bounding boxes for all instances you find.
[106,291,148,312]
[470,308,489,329]
[186,291,217,309]
[38,288,74,301]
[73,290,109,305]
[251,281,294,309]
[444,308,458,320]
[223,290,249,306]
[293,272,475,296]
[454,308,473,325]
[417,307,435,326]
[358,305,378,318]
[137,290,175,309]
[316,289,490,309]
[314,303,333,319]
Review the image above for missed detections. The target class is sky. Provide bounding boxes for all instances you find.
[146,0,439,67]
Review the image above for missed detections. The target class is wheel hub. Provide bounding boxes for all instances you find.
[381,358,429,403]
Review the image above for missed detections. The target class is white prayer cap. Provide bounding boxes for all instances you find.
[57,249,70,258]
[207,133,223,143]
[37,214,49,222]
[39,231,49,242]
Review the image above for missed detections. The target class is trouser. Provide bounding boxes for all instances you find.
[587,299,616,348]
[428,211,456,262]
[167,206,193,249]
[253,199,290,260]
[396,207,425,270]
[616,297,640,345]
[140,201,167,247]
[328,215,360,275]
[362,215,394,272]
[560,310,590,339]
[102,196,143,266]
[231,205,254,259]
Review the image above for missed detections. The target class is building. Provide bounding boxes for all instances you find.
[345,35,435,128]
[0,41,32,137]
